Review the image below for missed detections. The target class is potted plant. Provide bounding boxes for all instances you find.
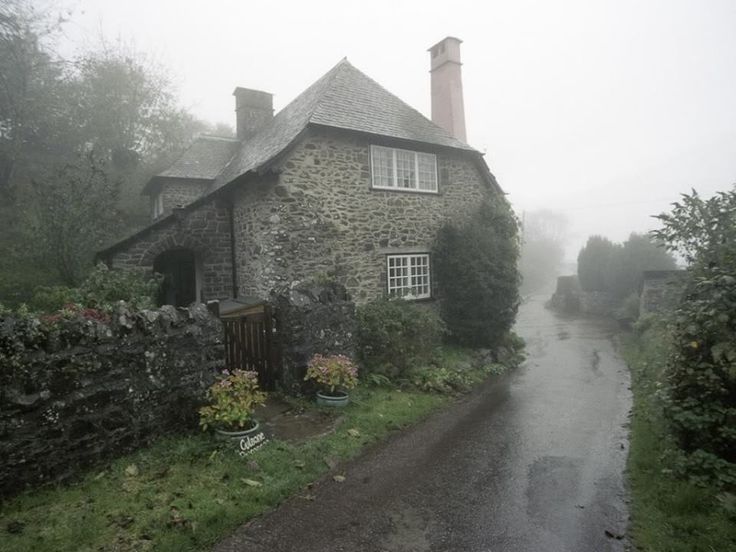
[304,354,358,407]
[199,369,267,439]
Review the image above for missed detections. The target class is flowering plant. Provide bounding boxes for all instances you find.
[304,354,359,394]
[199,370,267,431]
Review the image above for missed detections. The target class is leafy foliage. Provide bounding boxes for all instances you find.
[577,233,676,301]
[432,200,520,347]
[621,322,736,550]
[577,235,618,292]
[29,153,123,285]
[28,263,160,313]
[652,188,736,487]
[0,5,210,302]
[356,298,446,377]
[198,370,267,431]
[304,354,359,394]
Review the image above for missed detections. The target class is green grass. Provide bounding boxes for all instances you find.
[0,386,449,552]
[620,323,736,552]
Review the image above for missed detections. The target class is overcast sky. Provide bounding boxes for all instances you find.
[59,0,736,260]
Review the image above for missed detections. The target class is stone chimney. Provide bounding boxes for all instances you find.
[233,87,273,140]
[428,37,467,142]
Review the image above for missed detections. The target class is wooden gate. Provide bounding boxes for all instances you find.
[221,304,279,391]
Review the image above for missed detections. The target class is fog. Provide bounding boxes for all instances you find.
[63,0,736,260]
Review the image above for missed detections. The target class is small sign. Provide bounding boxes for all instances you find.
[239,431,268,456]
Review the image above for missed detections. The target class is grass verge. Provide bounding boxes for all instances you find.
[0,348,500,552]
[619,322,736,552]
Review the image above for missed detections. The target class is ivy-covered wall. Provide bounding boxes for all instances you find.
[0,304,223,498]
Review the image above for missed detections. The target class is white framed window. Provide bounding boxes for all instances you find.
[387,254,431,299]
[153,193,164,219]
[370,146,438,193]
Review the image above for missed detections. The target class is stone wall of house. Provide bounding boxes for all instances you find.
[108,200,234,302]
[270,282,357,394]
[232,129,496,303]
[0,304,223,498]
[159,179,211,217]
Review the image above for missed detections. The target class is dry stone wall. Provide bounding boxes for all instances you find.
[270,282,356,394]
[0,304,223,498]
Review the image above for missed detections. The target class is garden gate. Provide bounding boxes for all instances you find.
[221,303,279,391]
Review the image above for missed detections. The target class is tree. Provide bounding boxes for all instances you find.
[519,210,568,293]
[29,153,123,286]
[433,200,521,347]
[652,189,736,485]
[577,235,618,292]
[0,4,211,304]
[607,233,677,300]
[0,0,68,193]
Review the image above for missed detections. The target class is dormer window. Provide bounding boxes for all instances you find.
[153,193,164,219]
[370,146,438,193]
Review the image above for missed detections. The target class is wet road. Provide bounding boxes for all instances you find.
[215,294,632,552]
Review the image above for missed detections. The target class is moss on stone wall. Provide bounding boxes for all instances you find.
[0,303,223,498]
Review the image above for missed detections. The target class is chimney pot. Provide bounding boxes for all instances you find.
[428,36,467,142]
[233,87,273,140]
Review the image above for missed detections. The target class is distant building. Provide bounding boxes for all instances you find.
[639,270,686,315]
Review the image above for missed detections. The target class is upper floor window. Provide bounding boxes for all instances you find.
[371,146,437,193]
[153,193,164,219]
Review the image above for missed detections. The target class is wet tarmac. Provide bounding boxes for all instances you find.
[215,294,632,552]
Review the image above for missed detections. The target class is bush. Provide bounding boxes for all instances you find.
[432,200,520,347]
[652,189,736,488]
[29,263,160,313]
[356,298,445,377]
[577,233,676,300]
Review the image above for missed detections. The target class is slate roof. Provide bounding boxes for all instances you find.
[159,135,239,179]
[147,59,477,192]
[214,59,475,187]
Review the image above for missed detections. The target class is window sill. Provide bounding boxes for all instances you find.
[370,186,439,195]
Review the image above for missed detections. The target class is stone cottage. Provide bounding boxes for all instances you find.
[99,37,505,306]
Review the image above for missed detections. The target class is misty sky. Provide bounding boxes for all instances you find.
[59,0,736,261]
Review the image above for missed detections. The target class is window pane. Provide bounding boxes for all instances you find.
[395,150,416,189]
[417,153,437,191]
[372,146,394,188]
[387,254,430,299]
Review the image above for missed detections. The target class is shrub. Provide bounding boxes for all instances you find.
[198,370,267,431]
[356,298,445,377]
[304,354,358,394]
[29,263,160,313]
[652,189,736,487]
[432,200,520,347]
[577,233,676,300]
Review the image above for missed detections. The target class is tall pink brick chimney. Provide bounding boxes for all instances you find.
[428,36,467,142]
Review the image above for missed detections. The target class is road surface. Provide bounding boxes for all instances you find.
[215,294,632,551]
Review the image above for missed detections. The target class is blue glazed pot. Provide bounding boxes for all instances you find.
[316,391,349,407]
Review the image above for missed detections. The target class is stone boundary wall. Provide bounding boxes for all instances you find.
[640,270,686,315]
[548,275,616,316]
[270,282,357,394]
[0,304,223,498]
